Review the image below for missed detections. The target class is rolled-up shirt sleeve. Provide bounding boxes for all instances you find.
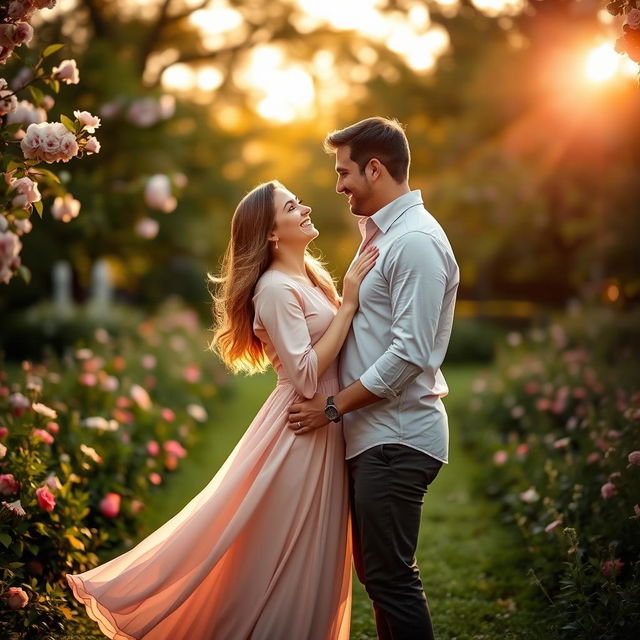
[359,231,450,399]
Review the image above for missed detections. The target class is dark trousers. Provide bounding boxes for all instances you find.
[347,443,443,640]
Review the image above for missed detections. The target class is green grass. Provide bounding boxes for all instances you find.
[99,366,547,639]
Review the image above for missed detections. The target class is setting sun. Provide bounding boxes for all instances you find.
[584,42,638,83]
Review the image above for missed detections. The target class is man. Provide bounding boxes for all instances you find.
[287,116,459,640]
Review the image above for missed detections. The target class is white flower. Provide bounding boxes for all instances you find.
[81,416,119,431]
[32,402,57,419]
[187,403,207,423]
[144,174,177,213]
[84,136,100,154]
[73,109,101,133]
[0,231,22,284]
[135,217,159,239]
[51,193,80,222]
[51,59,79,85]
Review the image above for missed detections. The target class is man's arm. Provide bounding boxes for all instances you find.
[288,231,451,434]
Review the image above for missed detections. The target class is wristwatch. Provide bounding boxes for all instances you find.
[324,396,341,423]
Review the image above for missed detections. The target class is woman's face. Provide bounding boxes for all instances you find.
[271,186,318,248]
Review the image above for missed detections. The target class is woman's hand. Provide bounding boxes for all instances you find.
[341,245,379,311]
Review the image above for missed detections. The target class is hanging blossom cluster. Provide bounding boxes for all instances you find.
[608,2,640,65]
[0,0,56,64]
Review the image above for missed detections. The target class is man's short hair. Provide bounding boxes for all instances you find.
[323,116,410,183]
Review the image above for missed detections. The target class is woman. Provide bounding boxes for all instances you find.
[65,180,379,639]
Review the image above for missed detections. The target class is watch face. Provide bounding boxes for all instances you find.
[325,405,339,420]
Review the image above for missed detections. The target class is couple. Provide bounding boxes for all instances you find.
[65,116,460,640]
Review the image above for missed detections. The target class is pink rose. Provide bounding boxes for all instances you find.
[8,391,29,415]
[32,428,54,444]
[0,427,8,438]
[131,499,145,514]
[84,135,100,154]
[2,586,29,609]
[163,439,187,458]
[626,8,640,30]
[161,408,175,422]
[628,450,640,466]
[135,217,159,239]
[148,472,162,485]
[600,482,616,500]
[516,443,528,456]
[586,451,601,464]
[52,59,79,85]
[46,421,59,433]
[0,473,20,496]
[146,440,160,456]
[35,485,56,511]
[73,110,101,133]
[601,558,624,579]
[0,231,22,284]
[13,22,34,46]
[493,450,508,465]
[51,193,81,222]
[544,519,562,533]
[8,1,34,21]
[99,492,121,518]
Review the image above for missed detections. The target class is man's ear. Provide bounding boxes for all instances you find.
[367,158,383,181]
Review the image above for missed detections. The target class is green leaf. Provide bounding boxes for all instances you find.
[42,44,65,58]
[7,159,24,171]
[18,265,31,285]
[64,534,85,551]
[60,114,76,133]
[28,85,45,106]
[34,200,43,218]
[30,167,60,184]
[52,78,60,94]
[0,532,12,547]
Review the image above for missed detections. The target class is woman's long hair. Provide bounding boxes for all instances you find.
[207,180,341,375]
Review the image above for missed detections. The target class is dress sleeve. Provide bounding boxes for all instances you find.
[253,281,319,399]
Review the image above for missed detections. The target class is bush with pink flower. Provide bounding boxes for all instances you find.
[466,305,640,638]
[0,303,231,636]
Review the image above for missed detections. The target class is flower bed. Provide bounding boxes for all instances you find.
[466,307,640,639]
[0,301,231,637]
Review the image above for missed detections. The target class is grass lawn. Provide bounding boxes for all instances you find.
[99,365,547,639]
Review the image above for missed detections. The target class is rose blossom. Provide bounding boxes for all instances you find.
[600,482,616,500]
[20,122,79,163]
[0,473,20,495]
[0,443,6,459]
[32,401,57,419]
[99,492,121,518]
[519,487,540,503]
[163,439,187,458]
[493,450,508,465]
[51,193,81,222]
[0,231,22,284]
[9,176,41,208]
[7,100,46,127]
[601,558,624,579]
[2,586,29,610]
[626,8,640,30]
[144,174,177,213]
[84,135,101,154]
[0,78,18,116]
[32,428,54,444]
[1,498,25,516]
[628,450,640,466]
[544,519,562,533]
[35,485,56,511]
[147,440,160,456]
[13,22,34,46]
[135,217,159,239]
[52,59,79,85]
[8,1,35,21]
[73,109,101,133]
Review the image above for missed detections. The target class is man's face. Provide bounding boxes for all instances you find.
[334,146,375,217]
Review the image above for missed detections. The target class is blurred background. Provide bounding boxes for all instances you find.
[2,3,640,637]
[1,0,639,360]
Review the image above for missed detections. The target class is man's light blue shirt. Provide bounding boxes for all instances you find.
[338,189,460,463]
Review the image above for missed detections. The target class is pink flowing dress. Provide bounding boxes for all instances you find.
[66,268,352,640]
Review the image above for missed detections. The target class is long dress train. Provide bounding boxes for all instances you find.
[66,268,352,640]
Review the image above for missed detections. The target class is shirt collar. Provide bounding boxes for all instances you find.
[358,189,423,235]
